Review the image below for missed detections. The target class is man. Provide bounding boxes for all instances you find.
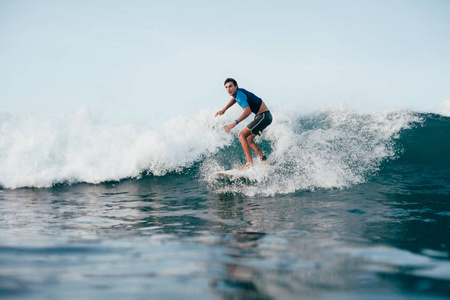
[215,78,273,170]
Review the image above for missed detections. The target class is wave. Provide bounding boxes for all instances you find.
[202,108,426,195]
[394,113,450,165]
[1,106,447,193]
[0,106,231,189]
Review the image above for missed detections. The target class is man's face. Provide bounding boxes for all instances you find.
[225,82,238,97]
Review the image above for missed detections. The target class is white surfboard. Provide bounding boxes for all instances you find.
[215,164,270,180]
[215,169,247,179]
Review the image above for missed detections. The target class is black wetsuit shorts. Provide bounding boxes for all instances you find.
[247,111,273,136]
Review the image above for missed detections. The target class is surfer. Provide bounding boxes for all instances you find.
[215,78,273,170]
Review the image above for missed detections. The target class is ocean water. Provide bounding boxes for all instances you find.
[0,107,449,299]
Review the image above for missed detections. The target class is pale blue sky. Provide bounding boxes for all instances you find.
[1,0,449,122]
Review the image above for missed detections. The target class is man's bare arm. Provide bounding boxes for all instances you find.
[224,106,251,133]
[215,98,236,117]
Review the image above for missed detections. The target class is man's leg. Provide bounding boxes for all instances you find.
[243,111,271,163]
[247,135,264,159]
[238,128,254,170]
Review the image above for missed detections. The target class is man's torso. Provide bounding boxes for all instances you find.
[234,88,263,114]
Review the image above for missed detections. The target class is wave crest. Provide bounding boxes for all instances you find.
[0,106,427,192]
[0,107,230,189]
[202,108,422,195]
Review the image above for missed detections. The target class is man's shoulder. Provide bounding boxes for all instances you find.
[239,88,258,98]
[235,89,248,99]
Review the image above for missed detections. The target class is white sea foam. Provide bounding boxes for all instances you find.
[202,106,422,196]
[0,105,421,192]
[0,106,232,189]
[438,98,450,117]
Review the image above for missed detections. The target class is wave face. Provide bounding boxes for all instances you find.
[1,106,448,194]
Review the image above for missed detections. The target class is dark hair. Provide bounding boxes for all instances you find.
[224,78,238,88]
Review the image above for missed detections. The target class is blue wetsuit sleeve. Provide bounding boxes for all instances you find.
[235,90,249,109]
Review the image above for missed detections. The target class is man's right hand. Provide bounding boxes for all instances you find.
[215,109,225,117]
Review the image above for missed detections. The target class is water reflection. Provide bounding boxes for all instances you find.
[209,232,267,299]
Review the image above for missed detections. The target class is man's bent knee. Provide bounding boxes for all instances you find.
[239,129,251,139]
[238,131,246,141]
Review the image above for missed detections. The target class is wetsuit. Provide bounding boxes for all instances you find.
[234,88,262,114]
[234,88,273,136]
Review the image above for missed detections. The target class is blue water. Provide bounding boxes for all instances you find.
[0,109,449,299]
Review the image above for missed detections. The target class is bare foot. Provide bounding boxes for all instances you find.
[237,163,252,171]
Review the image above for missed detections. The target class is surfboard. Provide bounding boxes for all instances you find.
[215,169,247,179]
[215,164,270,180]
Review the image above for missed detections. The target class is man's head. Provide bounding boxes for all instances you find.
[224,78,238,96]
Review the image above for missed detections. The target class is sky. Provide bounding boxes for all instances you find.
[1,0,450,122]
